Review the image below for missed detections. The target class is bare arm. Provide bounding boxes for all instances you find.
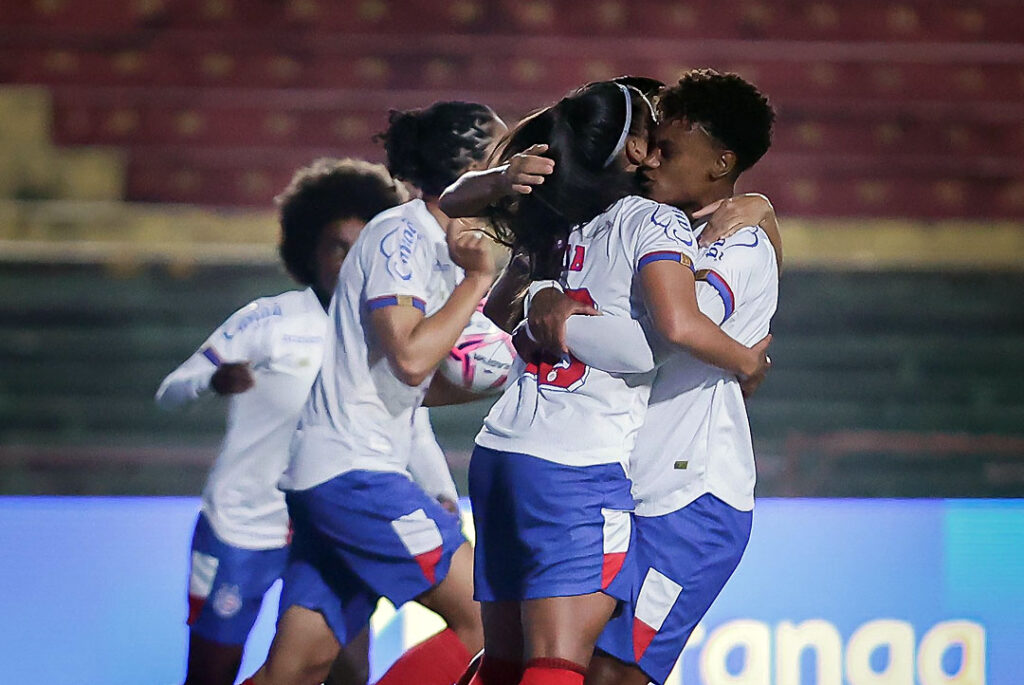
[641,261,769,378]
[372,224,496,387]
[439,144,554,218]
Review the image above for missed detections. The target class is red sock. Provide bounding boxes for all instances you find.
[467,654,523,685]
[518,658,586,685]
[375,627,472,685]
[238,679,254,685]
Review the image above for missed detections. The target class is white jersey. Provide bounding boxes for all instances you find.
[281,199,463,491]
[157,286,458,548]
[156,288,327,549]
[631,225,778,516]
[476,195,699,469]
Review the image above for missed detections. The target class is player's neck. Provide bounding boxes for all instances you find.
[687,181,736,219]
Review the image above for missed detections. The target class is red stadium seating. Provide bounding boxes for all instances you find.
[2,0,1022,215]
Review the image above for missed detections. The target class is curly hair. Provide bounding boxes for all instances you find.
[658,69,775,174]
[375,101,500,198]
[276,158,407,286]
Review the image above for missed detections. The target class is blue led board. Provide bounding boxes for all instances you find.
[0,497,1020,684]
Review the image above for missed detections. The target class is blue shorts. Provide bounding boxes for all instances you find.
[187,512,289,645]
[596,494,752,685]
[469,445,636,602]
[279,470,466,645]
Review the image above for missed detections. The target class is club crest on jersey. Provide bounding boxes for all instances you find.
[211,584,242,618]
[649,205,694,247]
[379,219,420,281]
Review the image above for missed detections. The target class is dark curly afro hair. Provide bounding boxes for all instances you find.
[659,69,775,174]
[276,158,407,286]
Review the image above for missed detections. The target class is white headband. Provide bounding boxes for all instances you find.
[602,83,633,168]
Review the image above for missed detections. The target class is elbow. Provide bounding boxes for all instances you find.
[656,314,699,351]
[391,356,434,388]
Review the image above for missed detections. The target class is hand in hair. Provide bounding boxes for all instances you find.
[502,144,555,195]
[438,145,554,219]
[446,219,496,279]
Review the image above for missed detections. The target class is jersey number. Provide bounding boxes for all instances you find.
[524,288,595,391]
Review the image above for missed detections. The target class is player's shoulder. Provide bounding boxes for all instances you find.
[701,226,776,272]
[221,292,292,338]
[612,195,692,239]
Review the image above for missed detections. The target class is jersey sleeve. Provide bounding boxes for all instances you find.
[154,300,276,409]
[564,314,656,374]
[694,226,776,326]
[407,408,459,502]
[622,198,699,273]
[363,216,437,314]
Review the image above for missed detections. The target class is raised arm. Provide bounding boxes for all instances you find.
[438,144,554,218]
[371,220,496,387]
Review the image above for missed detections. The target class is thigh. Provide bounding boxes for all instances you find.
[522,593,618,667]
[325,627,370,685]
[259,605,341,685]
[478,601,524,663]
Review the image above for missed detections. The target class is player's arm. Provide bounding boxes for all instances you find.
[524,286,656,374]
[481,250,530,333]
[154,304,269,409]
[371,222,495,387]
[438,144,554,218]
[628,202,769,378]
[407,408,460,512]
[641,261,768,378]
[693,193,783,274]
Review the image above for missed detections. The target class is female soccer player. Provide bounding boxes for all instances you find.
[157,158,447,685]
[244,102,505,685]
[526,70,780,685]
[463,81,770,685]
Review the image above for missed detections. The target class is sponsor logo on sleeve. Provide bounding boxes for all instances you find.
[223,303,282,339]
[379,219,420,281]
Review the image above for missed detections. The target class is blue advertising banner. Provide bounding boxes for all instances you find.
[0,497,1020,684]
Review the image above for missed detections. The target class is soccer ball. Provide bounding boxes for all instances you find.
[440,309,516,395]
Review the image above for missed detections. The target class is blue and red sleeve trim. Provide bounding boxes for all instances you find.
[367,294,426,313]
[637,251,694,270]
[698,269,735,320]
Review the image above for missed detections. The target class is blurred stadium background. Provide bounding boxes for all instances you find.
[2,2,1024,684]
[1,0,1022,498]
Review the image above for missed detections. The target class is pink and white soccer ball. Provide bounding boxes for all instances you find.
[441,309,517,395]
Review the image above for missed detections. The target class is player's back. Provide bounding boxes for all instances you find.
[630,225,778,516]
[477,195,698,469]
[282,199,461,492]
